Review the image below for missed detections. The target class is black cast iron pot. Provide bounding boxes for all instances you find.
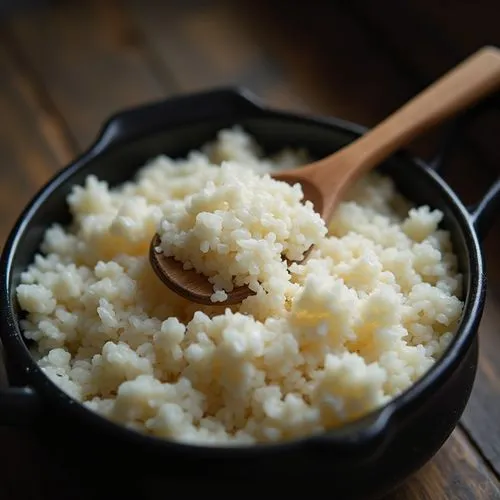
[1,88,500,499]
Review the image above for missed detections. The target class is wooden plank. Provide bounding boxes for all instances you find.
[126,0,310,112]
[0,39,63,244]
[2,0,167,150]
[388,428,500,499]
[461,286,500,476]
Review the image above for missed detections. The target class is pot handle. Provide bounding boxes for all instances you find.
[470,179,500,241]
[0,343,41,425]
[0,386,40,426]
[93,87,265,153]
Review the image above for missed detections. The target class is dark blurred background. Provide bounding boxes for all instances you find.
[1,1,500,499]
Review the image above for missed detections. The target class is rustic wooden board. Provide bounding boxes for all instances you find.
[4,0,167,150]
[0,1,499,498]
[0,38,61,243]
[462,286,500,475]
[393,428,500,499]
[126,0,310,111]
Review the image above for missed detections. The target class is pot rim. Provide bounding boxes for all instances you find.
[0,87,486,458]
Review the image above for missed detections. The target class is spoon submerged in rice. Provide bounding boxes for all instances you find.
[150,47,500,306]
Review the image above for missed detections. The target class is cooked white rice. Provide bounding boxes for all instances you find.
[16,127,463,445]
[157,162,327,302]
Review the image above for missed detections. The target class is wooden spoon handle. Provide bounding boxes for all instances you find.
[321,46,500,180]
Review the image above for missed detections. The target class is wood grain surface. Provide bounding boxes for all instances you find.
[0,1,499,499]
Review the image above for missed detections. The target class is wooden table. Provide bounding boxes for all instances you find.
[0,1,499,498]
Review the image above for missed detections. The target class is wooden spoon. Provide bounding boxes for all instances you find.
[150,46,500,305]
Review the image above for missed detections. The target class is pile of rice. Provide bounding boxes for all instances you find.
[16,128,463,445]
[156,162,327,302]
